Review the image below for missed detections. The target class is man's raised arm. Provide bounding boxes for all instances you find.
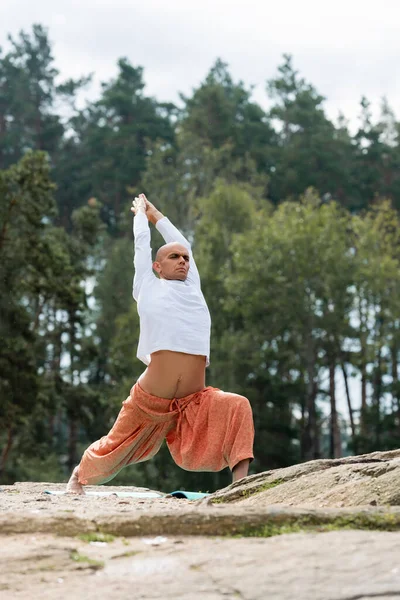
[144,196,201,287]
[131,194,154,301]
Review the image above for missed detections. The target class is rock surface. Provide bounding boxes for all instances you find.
[2,450,400,599]
[2,530,400,600]
[208,449,400,508]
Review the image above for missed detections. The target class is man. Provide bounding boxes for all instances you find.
[67,194,254,494]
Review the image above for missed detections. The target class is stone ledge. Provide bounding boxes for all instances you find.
[2,505,400,537]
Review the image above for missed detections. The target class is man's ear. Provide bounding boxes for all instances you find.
[152,261,161,275]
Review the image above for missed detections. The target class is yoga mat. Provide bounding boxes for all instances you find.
[168,490,210,500]
[45,490,162,498]
[45,489,210,500]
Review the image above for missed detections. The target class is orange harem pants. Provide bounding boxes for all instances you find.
[78,383,254,485]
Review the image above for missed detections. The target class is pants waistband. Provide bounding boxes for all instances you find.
[129,382,213,423]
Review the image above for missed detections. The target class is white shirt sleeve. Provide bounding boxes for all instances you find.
[133,212,154,301]
[155,217,201,287]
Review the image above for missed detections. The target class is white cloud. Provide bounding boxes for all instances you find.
[1,0,399,125]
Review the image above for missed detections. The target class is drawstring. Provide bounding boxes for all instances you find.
[169,397,184,423]
[169,390,204,436]
[133,383,212,429]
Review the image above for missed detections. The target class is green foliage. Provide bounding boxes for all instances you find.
[70,57,174,229]
[2,23,400,489]
[0,152,56,474]
[9,453,64,483]
[181,59,275,172]
[266,55,356,207]
[0,149,104,480]
[0,25,62,168]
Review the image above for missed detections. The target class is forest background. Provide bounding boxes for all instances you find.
[1,24,400,492]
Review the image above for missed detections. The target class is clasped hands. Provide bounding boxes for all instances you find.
[131,193,147,215]
[131,193,163,225]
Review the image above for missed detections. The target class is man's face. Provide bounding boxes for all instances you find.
[153,243,190,281]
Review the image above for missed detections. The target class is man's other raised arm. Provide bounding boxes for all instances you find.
[131,196,154,301]
[144,198,201,287]
[155,218,200,286]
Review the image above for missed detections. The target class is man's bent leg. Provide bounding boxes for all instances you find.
[167,387,254,479]
[232,459,250,483]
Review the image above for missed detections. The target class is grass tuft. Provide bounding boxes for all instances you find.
[77,532,115,543]
[70,551,104,569]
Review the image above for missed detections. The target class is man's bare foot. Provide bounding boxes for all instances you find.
[66,466,85,495]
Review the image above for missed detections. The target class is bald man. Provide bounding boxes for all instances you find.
[67,194,254,494]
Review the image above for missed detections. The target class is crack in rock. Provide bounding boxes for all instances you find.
[332,592,400,600]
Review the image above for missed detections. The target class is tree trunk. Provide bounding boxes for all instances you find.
[0,426,14,478]
[32,295,47,334]
[68,313,78,471]
[49,310,63,444]
[303,338,320,461]
[68,419,78,471]
[329,361,341,458]
[374,345,382,447]
[341,359,357,453]
[48,414,55,441]
[334,332,356,453]
[114,189,120,220]
[35,96,43,149]
[360,339,367,438]
[299,372,306,459]
[391,340,400,419]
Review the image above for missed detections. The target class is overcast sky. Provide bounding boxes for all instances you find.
[1,0,399,127]
[4,1,394,409]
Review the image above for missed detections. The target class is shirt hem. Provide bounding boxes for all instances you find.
[137,346,210,367]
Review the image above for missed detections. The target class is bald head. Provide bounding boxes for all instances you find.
[153,243,190,281]
[155,243,187,262]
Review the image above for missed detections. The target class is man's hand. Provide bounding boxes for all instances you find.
[131,193,164,224]
[143,196,164,225]
[131,194,146,215]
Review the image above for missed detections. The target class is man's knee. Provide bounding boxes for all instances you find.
[223,392,253,416]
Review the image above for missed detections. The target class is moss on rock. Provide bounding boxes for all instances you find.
[230,510,400,538]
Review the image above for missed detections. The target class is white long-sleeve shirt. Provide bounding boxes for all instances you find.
[133,212,211,366]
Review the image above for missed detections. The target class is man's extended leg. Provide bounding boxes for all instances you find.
[66,383,175,492]
[66,466,84,495]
